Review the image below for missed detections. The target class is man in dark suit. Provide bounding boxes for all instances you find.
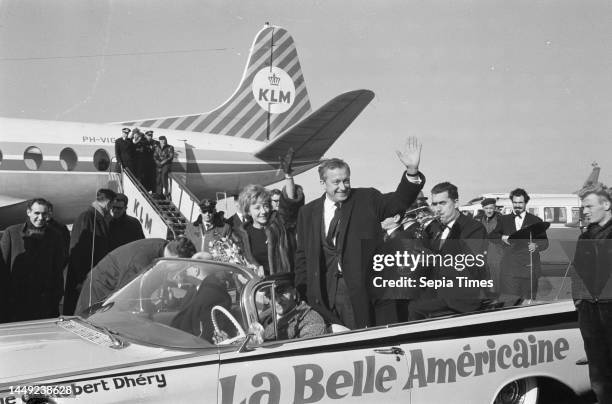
[295,137,425,329]
[408,182,488,320]
[64,188,116,315]
[489,188,549,299]
[108,193,145,251]
[225,195,245,231]
[114,127,134,173]
[371,198,430,325]
[0,198,65,322]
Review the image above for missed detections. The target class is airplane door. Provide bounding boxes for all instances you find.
[171,139,188,180]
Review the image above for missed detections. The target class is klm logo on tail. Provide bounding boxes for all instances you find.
[119,25,312,141]
[252,67,295,114]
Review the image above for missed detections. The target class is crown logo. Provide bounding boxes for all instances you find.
[268,73,281,86]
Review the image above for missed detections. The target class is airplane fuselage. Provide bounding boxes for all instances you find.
[0,117,316,227]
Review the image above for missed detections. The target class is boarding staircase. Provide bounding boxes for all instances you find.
[151,192,188,238]
[110,168,192,240]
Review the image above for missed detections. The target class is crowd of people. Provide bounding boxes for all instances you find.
[1,135,610,402]
[115,127,175,197]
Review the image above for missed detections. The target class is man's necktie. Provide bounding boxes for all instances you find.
[326,202,342,246]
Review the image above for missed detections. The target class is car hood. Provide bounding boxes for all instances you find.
[0,318,190,385]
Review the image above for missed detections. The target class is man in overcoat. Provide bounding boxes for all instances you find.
[295,137,425,329]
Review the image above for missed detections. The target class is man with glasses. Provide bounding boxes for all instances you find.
[214,273,326,344]
[108,193,145,251]
[270,189,282,211]
[256,273,326,342]
[185,199,231,253]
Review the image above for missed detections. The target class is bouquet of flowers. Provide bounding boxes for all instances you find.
[209,237,262,275]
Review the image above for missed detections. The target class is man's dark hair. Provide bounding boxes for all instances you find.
[318,158,351,181]
[26,198,52,210]
[509,188,530,204]
[166,237,196,258]
[431,182,459,200]
[270,189,282,198]
[114,193,128,205]
[96,188,117,202]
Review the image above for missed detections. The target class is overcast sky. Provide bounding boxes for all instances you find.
[1,0,611,203]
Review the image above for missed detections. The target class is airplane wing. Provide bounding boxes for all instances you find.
[254,89,375,163]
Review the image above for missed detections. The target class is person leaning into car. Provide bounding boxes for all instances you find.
[295,137,425,329]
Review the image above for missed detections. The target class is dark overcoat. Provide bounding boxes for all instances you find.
[64,206,112,315]
[74,238,168,314]
[295,172,424,328]
[0,223,65,322]
[489,212,549,279]
[422,213,488,313]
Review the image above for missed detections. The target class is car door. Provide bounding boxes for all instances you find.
[216,328,413,404]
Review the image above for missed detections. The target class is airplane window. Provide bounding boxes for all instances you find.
[93,149,110,171]
[60,147,78,171]
[24,146,43,170]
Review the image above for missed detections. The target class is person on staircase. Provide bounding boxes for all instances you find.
[154,135,175,198]
[131,129,148,187]
[143,130,159,193]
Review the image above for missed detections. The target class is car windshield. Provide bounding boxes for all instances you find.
[87,258,253,349]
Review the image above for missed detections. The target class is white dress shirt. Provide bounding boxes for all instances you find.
[324,196,338,237]
[514,211,525,230]
[440,218,457,246]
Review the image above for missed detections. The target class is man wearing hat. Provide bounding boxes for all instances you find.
[154,135,175,198]
[249,273,327,343]
[184,199,231,253]
[477,197,504,295]
[114,127,134,173]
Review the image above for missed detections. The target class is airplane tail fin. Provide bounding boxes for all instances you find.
[574,161,600,193]
[119,24,311,141]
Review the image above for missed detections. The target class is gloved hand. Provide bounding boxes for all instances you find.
[279,147,295,176]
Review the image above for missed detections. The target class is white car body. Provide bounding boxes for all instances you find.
[0,258,590,404]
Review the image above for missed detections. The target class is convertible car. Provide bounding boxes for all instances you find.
[0,258,592,404]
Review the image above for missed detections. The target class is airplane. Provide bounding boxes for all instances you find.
[0,24,375,229]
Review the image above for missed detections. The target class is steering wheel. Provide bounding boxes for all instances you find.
[211,305,246,345]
